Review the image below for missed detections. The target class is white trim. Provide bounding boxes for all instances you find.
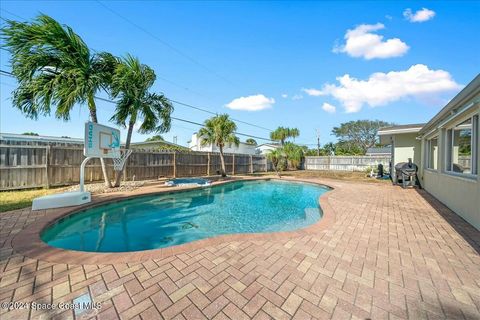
[437,100,479,129]
[442,171,478,182]
[378,127,423,135]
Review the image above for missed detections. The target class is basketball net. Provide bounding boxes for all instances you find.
[112,149,133,171]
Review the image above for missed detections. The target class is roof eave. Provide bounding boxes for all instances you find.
[418,74,480,136]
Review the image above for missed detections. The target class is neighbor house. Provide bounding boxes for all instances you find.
[0,133,186,150]
[379,74,480,230]
[378,123,425,179]
[188,133,257,155]
[256,143,281,155]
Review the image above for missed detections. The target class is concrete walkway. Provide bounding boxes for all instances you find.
[1,178,479,319]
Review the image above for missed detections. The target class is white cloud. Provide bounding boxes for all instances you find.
[225,94,275,111]
[404,8,436,23]
[302,88,323,96]
[322,103,336,113]
[292,94,303,100]
[281,93,288,98]
[333,23,409,59]
[306,64,461,113]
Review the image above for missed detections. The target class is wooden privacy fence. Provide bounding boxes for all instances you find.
[305,155,391,172]
[0,144,270,190]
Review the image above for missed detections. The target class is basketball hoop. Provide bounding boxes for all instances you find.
[112,149,133,171]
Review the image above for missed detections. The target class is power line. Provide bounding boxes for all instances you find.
[95,0,235,86]
[0,69,276,142]
[0,67,273,132]
[0,8,25,21]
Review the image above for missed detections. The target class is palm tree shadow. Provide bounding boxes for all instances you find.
[414,188,480,255]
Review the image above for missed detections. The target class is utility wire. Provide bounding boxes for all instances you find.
[95,0,235,86]
[0,67,272,132]
[0,69,276,142]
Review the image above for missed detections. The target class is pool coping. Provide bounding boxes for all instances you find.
[11,176,337,264]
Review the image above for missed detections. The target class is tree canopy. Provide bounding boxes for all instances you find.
[145,135,164,142]
[331,120,392,154]
[198,114,239,177]
[245,138,257,145]
[270,127,300,145]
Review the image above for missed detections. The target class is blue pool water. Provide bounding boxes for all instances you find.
[41,180,329,252]
[165,178,210,186]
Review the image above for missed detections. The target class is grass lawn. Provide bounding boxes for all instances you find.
[0,188,66,213]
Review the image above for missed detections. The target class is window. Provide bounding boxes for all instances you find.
[426,137,438,170]
[445,115,478,175]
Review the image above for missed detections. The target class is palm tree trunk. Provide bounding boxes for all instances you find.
[113,117,135,187]
[219,146,227,177]
[88,94,112,188]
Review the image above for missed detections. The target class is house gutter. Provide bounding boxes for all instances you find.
[418,74,480,137]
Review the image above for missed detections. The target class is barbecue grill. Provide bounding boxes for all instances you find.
[395,158,418,188]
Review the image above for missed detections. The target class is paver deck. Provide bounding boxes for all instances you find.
[1,177,479,319]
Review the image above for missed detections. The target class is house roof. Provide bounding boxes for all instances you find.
[366,147,391,155]
[256,143,280,148]
[0,132,184,148]
[377,123,425,135]
[418,73,480,136]
[0,132,83,144]
[128,140,184,148]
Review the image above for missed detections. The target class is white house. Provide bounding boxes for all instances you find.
[188,133,257,155]
[378,74,480,230]
[256,143,281,155]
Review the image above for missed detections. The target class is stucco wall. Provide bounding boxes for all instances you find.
[393,133,422,165]
[419,100,480,231]
[423,170,480,230]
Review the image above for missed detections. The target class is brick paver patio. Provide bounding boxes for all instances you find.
[1,177,479,319]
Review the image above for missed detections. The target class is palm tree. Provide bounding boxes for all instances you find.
[109,55,173,187]
[1,14,117,187]
[270,127,300,146]
[198,114,239,177]
[245,138,257,145]
[283,142,304,169]
[266,148,284,177]
[145,135,164,142]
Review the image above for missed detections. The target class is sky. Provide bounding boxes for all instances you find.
[1,1,479,148]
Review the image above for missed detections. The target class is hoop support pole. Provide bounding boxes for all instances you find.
[80,157,93,192]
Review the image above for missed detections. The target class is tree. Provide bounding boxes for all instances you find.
[283,142,304,169]
[331,120,392,154]
[2,14,117,187]
[109,55,173,187]
[270,127,300,146]
[266,148,284,177]
[245,138,257,145]
[22,132,39,136]
[323,142,336,155]
[145,135,164,142]
[198,114,239,177]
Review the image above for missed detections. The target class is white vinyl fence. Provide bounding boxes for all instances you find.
[305,156,391,172]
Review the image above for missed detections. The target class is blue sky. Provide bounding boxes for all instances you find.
[1,1,479,147]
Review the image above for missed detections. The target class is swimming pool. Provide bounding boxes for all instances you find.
[41,180,329,252]
[165,178,210,187]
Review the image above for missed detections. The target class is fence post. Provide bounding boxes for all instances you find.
[265,157,268,172]
[232,154,235,175]
[45,146,50,189]
[173,151,177,178]
[250,155,253,174]
[207,153,211,176]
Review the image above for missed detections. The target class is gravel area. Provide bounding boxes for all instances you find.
[66,180,146,194]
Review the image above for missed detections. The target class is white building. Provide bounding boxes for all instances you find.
[256,143,281,155]
[188,133,257,155]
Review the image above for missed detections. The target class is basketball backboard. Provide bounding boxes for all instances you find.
[84,122,121,158]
